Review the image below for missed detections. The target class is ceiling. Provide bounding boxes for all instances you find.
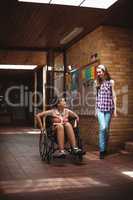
[0,69,34,79]
[0,0,132,52]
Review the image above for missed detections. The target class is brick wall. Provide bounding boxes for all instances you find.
[66,26,133,151]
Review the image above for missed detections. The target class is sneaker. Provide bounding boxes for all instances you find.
[64,150,69,155]
[53,150,66,158]
[72,147,82,155]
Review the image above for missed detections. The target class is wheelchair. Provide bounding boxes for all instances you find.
[39,116,85,163]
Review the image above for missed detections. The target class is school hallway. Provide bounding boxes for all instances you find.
[0,128,133,200]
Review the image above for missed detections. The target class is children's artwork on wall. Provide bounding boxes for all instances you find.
[66,60,100,116]
[81,65,96,81]
[71,68,79,91]
[66,73,71,91]
[69,68,80,110]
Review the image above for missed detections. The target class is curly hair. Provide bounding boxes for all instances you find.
[49,96,65,108]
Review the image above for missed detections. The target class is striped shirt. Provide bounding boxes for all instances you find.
[96,80,114,112]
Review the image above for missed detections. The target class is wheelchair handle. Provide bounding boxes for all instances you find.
[40,129,45,134]
[74,120,77,128]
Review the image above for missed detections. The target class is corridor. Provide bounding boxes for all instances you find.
[0,128,133,200]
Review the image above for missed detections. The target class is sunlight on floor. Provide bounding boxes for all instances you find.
[122,171,133,178]
[0,177,109,194]
[27,130,40,134]
[0,129,40,134]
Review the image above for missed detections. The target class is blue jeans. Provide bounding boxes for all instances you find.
[97,110,112,152]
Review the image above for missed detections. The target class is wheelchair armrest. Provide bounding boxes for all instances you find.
[45,115,54,137]
[68,116,78,128]
[73,120,78,128]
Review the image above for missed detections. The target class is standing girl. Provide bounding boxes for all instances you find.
[95,64,117,159]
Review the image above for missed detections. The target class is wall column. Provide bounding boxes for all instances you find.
[63,50,67,98]
[46,50,54,109]
[34,71,37,128]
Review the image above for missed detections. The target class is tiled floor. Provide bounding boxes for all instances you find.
[0,128,133,200]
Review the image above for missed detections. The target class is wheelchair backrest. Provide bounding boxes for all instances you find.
[45,115,53,136]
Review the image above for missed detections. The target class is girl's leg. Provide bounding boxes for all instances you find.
[104,112,112,151]
[64,122,76,147]
[55,124,65,151]
[64,122,81,154]
[97,110,106,153]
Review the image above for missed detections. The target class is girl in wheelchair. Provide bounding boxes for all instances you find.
[36,97,82,158]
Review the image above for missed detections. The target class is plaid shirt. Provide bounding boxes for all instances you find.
[96,80,114,112]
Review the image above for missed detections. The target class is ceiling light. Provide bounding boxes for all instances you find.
[51,0,82,6]
[18,0,50,3]
[47,66,52,71]
[80,0,118,9]
[18,0,118,9]
[60,27,83,44]
[0,65,37,70]
[67,65,72,71]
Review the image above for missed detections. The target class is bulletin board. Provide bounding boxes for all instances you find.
[66,60,100,116]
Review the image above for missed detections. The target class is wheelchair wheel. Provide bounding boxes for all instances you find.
[76,137,85,162]
[46,138,54,164]
[78,138,84,153]
[77,151,83,161]
[39,131,48,161]
[39,131,54,163]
